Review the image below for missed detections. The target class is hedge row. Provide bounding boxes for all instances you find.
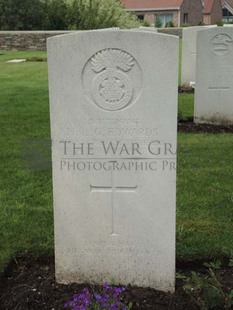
[0,0,141,30]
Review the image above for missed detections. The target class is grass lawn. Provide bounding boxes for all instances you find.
[177,134,233,260]
[0,50,232,273]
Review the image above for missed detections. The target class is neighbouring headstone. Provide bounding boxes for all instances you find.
[103,27,120,30]
[195,27,233,125]
[181,26,216,86]
[139,26,158,32]
[130,27,157,33]
[47,30,178,292]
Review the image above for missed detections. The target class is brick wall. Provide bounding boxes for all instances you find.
[143,12,155,25]
[209,0,223,24]
[172,12,179,26]
[180,0,203,25]
[136,11,179,27]
[203,15,211,24]
[0,29,183,51]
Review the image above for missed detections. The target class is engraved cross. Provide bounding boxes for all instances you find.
[208,75,230,111]
[90,165,137,236]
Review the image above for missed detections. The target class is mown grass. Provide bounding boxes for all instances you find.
[0,51,53,269]
[177,134,233,260]
[0,51,232,272]
[178,92,194,120]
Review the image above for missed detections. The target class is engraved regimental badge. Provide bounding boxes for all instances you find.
[211,34,233,56]
[82,48,142,112]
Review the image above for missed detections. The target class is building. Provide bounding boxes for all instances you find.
[222,0,233,22]
[203,0,223,24]
[121,0,204,27]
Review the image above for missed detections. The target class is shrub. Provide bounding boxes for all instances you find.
[181,22,190,27]
[216,20,224,26]
[140,20,150,27]
[155,15,162,28]
[66,0,141,30]
[0,0,140,30]
[41,0,68,30]
[165,21,174,28]
[0,0,44,30]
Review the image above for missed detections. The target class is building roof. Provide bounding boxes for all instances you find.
[222,0,233,13]
[222,0,233,6]
[121,0,184,11]
[203,0,215,13]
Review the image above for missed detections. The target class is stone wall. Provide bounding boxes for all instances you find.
[0,31,73,51]
[157,28,183,38]
[0,29,183,51]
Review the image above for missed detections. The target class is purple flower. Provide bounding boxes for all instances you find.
[112,287,125,298]
[64,283,129,310]
[73,306,86,310]
[110,300,121,309]
[103,282,112,291]
[94,293,102,301]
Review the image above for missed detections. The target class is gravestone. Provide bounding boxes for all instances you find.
[47,30,178,292]
[131,27,157,32]
[181,26,216,86]
[139,26,158,32]
[195,27,233,125]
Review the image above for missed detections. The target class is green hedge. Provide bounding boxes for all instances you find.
[0,0,141,30]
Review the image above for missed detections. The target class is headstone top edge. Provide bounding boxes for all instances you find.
[182,25,217,34]
[46,29,179,45]
[196,26,233,34]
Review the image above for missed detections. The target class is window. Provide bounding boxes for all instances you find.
[155,14,173,27]
[223,8,233,22]
[137,15,144,20]
[183,13,188,23]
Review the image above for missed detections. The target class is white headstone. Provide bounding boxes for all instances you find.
[181,26,216,86]
[102,27,120,30]
[139,26,158,32]
[131,28,158,33]
[47,30,178,292]
[195,27,233,124]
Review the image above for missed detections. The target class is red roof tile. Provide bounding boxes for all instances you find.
[121,0,184,10]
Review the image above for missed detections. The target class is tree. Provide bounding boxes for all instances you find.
[0,0,140,30]
[66,0,140,30]
[41,0,68,30]
[0,0,44,30]
[155,15,162,28]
